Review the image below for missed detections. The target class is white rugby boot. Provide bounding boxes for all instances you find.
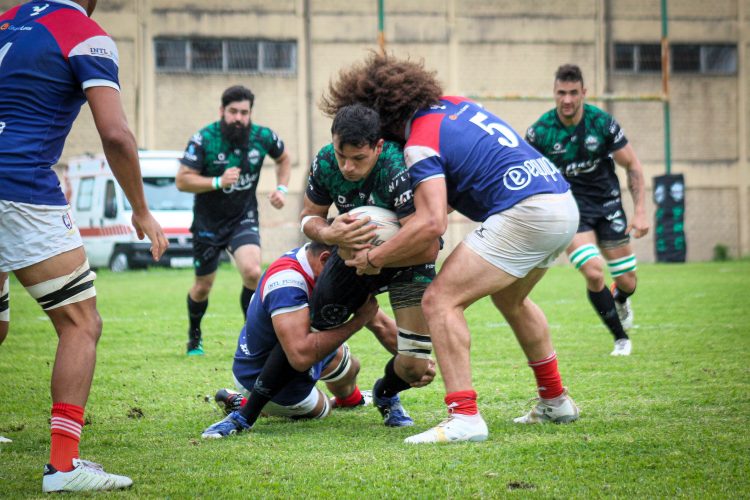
[42,458,133,492]
[615,298,634,330]
[611,338,632,356]
[404,414,488,444]
[513,390,580,424]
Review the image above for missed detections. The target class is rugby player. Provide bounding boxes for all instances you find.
[526,64,649,356]
[301,104,439,427]
[201,242,379,438]
[0,0,168,491]
[176,85,291,355]
[321,53,581,443]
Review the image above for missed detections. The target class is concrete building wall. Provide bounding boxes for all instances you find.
[1,0,747,261]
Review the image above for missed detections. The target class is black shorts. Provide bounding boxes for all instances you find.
[576,196,630,247]
[192,214,261,276]
[309,248,435,330]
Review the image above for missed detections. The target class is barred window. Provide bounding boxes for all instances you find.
[154,38,296,74]
[614,42,736,75]
[613,43,661,73]
[672,44,736,74]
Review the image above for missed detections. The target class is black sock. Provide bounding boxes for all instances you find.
[187,294,208,334]
[612,285,635,304]
[587,287,628,340]
[239,343,303,427]
[375,357,411,399]
[241,287,255,318]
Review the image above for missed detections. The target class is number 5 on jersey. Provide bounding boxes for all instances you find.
[469,111,519,148]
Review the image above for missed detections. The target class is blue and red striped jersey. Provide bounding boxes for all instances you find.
[0,0,120,205]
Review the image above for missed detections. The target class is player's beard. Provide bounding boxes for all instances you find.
[221,118,251,148]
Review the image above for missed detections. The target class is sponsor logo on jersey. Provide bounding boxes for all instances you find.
[248,149,260,165]
[191,133,203,145]
[0,122,5,135]
[223,172,259,193]
[614,129,625,143]
[564,158,601,176]
[394,190,413,208]
[503,156,560,191]
[585,135,599,152]
[31,4,49,16]
[1,23,32,31]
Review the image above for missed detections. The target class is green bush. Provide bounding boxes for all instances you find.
[713,243,731,261]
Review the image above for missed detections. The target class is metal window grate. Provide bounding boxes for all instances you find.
[154,38,296,74]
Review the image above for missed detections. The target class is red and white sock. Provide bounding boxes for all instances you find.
[334,386,363,408]
[528,352,564,401]
[50,402,84,472]
[445,390,478,416]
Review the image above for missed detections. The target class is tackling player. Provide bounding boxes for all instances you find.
[0,0,168,491]
[201,242,379,438]
[322,53,581,443]
[526,64,649,356]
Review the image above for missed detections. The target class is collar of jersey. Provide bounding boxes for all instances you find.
[296,245,315,281]
[46,0,88,16]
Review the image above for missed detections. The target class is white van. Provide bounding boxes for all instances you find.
[68,150,195,272]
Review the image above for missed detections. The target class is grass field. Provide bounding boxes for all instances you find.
[1,260,749,498]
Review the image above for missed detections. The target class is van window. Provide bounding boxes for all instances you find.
[104,180,117,218]
[123,177,193,211]
[76,177,95,211]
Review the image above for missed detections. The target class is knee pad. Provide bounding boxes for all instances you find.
[25,260,96,310]
[320,343,352,383]
[0,277,9,322]
[569,244,601,270]
[607,254,637,277]
[397,328,432,359]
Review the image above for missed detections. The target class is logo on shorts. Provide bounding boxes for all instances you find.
[610,218,626,234]
[62,212,73,230]
[474,226,487,238]
[319,304,349,327]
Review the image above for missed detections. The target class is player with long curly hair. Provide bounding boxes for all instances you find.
[323,53,582,444]
[320,53,442,143]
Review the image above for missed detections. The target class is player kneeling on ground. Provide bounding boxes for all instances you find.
[201,242,379,438]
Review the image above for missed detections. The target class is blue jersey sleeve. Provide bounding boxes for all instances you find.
[260,268,310,316]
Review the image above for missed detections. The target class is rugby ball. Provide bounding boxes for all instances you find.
[348,206,400,246]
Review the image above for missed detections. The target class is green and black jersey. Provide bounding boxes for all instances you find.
[181,121,284,244]
[525,103,627,202]
[306,141,415,218]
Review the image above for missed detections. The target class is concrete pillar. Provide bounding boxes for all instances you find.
[738,0,749,257]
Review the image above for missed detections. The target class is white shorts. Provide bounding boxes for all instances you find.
[233,374,323,418]
[464,192,579,278]
[0,201,82,272]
